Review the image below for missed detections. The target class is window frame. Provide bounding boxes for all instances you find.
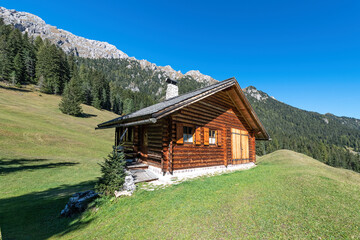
[125,127,133,142]
[209,129,217,145]
[183,125,194,144]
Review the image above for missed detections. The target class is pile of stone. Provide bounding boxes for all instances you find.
[114,171,136,197]
[60,190,99,217]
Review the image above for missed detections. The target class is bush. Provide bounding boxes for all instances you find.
[95,147,127,196]
[59,77,83,116]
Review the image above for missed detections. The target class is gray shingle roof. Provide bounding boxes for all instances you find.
[98,77,236,128]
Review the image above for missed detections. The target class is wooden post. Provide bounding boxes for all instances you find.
[115,127,118,146]
[168,141,173,173]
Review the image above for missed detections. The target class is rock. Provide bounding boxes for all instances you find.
[114,190,133,197]
[243,86,269,102]
[123,175,136,192]
[114,172,136,197]
[60,190,99,217]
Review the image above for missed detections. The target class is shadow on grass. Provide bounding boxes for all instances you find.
[0,158,48,166]
[0,158,79,175]
[80,113,97,118]
[0,180,97,240]
[0,84,32,92]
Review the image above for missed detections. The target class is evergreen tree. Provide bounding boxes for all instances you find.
[7,28,22,61]
[95,148,127,196]
[22,32,36,83]
[59,76,83,116]
[123,98,133,114]
[36,40,69,94]
[13,52,24,84]
[34,36,43,51]
[0,34,10,80]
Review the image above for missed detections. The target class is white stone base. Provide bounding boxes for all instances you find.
[146,162,256,186]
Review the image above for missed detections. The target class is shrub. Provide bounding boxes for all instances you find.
[95,147,126,196]
[59,77,83,116]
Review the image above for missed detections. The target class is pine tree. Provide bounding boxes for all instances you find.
[123,98,133,114]
[36,40,69,94]
[34,36,43,51]
[0,35,10,80]
[13,52,24,84]
[7,28,22,61]
[22,32,36,83]
[59,76,83,116]
[95,148,127,196]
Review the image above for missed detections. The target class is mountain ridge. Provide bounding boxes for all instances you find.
[0,6,217,85]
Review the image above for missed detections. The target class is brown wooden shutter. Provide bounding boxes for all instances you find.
[217,130,222,146]
[241,130,249,159]
[176,123,183,144]
[204,127,209,146]
[195,127,201,145]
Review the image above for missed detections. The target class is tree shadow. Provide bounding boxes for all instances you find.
[0,84,32,92]
[0,158,48,166]
[0,180,97,239]
[80,113,97,118]
[0,158,79,175]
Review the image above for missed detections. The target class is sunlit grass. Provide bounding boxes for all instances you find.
[59,150,360,239]
[0,83,118,239]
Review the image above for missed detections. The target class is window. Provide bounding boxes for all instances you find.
[125,127,133,142]
[209,130,216,145]
[183,126,193,143]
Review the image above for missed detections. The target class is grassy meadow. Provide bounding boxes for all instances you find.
[1,84,360,239]
[0,83,117,239]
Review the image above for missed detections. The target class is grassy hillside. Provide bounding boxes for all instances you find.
[244,86,360,172]
[0,83,118,239]
[1,84,360,239]
[54,150,360,239]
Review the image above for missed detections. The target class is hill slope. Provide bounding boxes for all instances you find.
[59,150,360,239]
[244,86,360,172]
[1,85,360,239]
[0,83,118,239]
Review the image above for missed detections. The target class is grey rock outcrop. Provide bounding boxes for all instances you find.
[60,190,99,217]
[0,7,217,85]
[114,171,136,197]
[0,7,128,59]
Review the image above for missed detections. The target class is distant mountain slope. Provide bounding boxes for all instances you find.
[0,6,217,85]
[244,86,360,171]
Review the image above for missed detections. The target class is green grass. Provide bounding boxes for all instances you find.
[1,84,360,239]
[0,83,117,239]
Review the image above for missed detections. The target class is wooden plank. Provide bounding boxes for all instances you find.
[176,123,183,144]
[204,127,209,145]
[217,130,222,146]
[195,127,201,145]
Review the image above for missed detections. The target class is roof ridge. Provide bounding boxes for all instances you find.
[161,77,235,103]
[97,77,237,127]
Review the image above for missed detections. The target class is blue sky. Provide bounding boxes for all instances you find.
[2,0,360,118]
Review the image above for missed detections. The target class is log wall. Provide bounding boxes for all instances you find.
[114,88,257,172]
[168,89,256,170]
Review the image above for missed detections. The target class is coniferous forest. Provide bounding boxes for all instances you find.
[1,19,359,172]
[0,18,206,116]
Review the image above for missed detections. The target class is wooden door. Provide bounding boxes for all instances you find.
[140,126,148,161]
[231,128,249,164]
[241,131,249,162]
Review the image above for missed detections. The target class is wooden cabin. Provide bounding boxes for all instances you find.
[97,77,269,174]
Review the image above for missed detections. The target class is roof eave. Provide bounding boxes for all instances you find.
[232,82,271,141]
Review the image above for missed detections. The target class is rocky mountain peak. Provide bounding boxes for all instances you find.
[0,7,128,59]
[243,86,270,102]
[0,6,217,85]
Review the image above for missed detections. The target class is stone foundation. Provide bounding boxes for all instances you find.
[147,162,256,186]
